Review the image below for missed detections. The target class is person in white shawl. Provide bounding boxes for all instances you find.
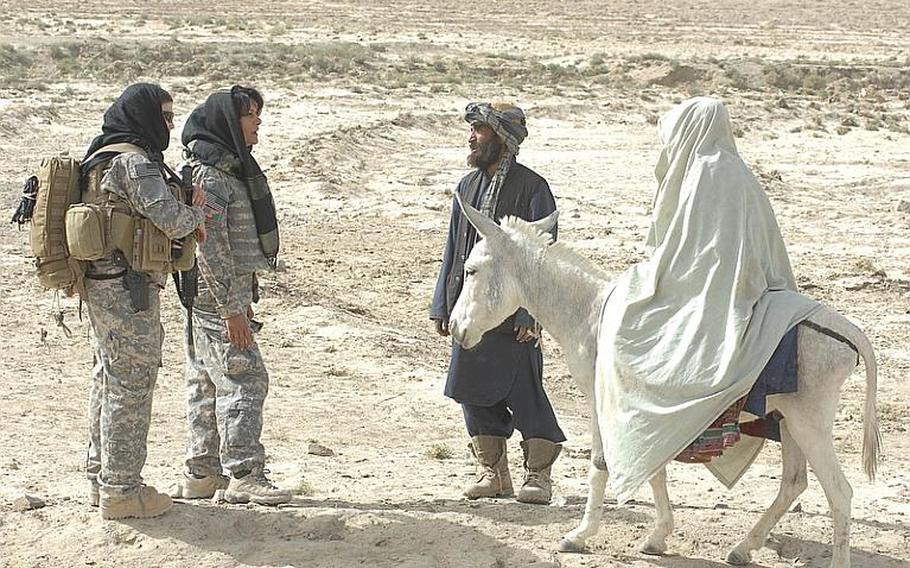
[596,97,819,502]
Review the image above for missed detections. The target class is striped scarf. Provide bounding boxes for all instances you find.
[464,102,528,218]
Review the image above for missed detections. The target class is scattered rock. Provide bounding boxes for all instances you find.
[834,275,881,291]
[308,441,335,457]
[297,513,346,540]
[564,446,591,460]
[211,489,226,504]
[13,494,45,512]
[7,460,19,470]
[102,523,137,545]
[897,200,910,213]
[791,502,803,513]
[714,503,730,509]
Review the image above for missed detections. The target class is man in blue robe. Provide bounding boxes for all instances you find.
[430,102,565,504]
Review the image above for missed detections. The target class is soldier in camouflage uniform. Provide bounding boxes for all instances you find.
[81,83,206,520]
[171,86,289,505]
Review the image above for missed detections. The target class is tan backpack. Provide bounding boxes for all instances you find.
[29,155,84,295]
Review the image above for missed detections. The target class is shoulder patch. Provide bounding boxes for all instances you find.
[129,161,162,179]
[203,189,229,227]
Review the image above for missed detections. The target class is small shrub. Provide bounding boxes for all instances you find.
[292,479,314,496]
[802,72,827,94]
[425,443,454,460]
[636,52,670,63]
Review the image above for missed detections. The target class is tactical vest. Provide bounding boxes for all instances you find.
[64,144,195,274]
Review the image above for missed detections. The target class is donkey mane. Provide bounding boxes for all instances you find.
[498,215,612,284]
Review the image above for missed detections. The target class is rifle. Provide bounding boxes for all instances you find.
[175,165,199,358]
[10,175,38,228]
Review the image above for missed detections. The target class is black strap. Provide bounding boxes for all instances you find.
[84,270,128,281]
[800,320,860,363]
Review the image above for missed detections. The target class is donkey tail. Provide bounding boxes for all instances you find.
[836,316,882,481]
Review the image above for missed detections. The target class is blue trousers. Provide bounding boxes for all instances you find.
[461,372,566,443]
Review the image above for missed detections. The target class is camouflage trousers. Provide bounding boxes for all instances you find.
[84,277,162,497]
[183,305,269,477]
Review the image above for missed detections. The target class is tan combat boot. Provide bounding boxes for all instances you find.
[463,435,513,499]
[99,485,173,520]
[517,438,562,504]
[224,466,291,505]
[87,467,101,507]
[170,472,229,499]
[88,480,100,507]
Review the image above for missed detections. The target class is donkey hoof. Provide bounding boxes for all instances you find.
[639,537,667,556]
[558,538,586,553]
[725,547,751,565]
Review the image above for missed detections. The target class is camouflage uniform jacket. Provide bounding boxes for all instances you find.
[194,163,270,318]
[87,153,205,281]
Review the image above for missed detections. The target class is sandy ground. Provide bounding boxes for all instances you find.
[0,2,909,567]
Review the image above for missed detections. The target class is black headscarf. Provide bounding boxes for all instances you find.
[81,83,171,175]
[182,89,279,262]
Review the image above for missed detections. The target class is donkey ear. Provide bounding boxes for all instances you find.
[454,191,506,241]
[529,210,558,235]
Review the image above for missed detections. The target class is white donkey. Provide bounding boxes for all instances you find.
[448,196,881,568]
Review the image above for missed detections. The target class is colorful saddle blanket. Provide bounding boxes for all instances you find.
[675,325,799,463]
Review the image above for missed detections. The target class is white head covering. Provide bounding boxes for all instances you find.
[649,98,736,246]
[594,97,819,502]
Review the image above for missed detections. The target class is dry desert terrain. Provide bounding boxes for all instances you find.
[1,2,909,567]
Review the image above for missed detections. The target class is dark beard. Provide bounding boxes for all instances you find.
[467,137,503,170]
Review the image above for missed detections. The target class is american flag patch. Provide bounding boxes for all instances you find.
[130,161,161,179]
[204,191,228,226]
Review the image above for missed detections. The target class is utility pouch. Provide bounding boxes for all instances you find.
[173,232,196,272]
[36,255,83,291]
[138,217,171,273]
[64,203,107,261]
[109,210,134,256]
